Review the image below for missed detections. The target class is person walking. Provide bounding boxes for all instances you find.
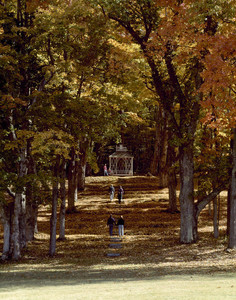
[109,184,115,201]
[107,214,116,236]
[118,186,124,204]
[117,215,125,237]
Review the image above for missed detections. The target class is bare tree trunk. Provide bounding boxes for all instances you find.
[167,133,178,213]
[49,155,60,257]
[227,184,231,236]
[67,148,78,212]
[150,106,168,187]
[150,112,160,175]
[179,142,197,243]
[2,219,11,260]
[25,202,38,242]
[159,124,168,187]
[58,159,66,240]
[0,203,13,260]
[213,197,219,238]
[78,144,88,191]
[168,167,178,213]
[11,193,22,260]
[228,128,236,248]
[25,140,38,242]
[78,160,86,191]
[19,195,26,249]
[11,147,28,260]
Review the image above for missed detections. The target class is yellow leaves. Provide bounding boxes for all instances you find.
[4,130,35,151]
[32,130,74,159]
[124,112,147,126]
[108,38,139,53]
[4,129,74,160]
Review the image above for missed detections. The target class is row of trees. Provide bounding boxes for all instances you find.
[0,0,235,260]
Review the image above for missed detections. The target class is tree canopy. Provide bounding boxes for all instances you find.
[0,0,235,260]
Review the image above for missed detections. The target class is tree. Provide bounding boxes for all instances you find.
[0,0,46,260]
[229,129,236,248]
[96,0,234,243]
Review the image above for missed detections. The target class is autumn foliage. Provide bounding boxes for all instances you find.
[0,0,235,260]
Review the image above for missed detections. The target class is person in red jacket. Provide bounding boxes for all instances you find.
[103,164,108,176]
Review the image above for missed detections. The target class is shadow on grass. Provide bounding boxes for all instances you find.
[1,258,236,291]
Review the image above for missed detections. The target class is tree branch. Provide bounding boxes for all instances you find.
[7,187,15,199]
[195,183,228,218]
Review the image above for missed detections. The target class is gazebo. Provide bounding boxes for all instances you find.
[109,144,134,176]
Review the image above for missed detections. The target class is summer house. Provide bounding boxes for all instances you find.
[109,144,134,176]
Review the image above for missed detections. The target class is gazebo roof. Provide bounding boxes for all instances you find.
[109,144,133,158]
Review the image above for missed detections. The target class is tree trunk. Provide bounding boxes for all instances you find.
[11,147,28,260]
[25,202,38,242]
[58,159,66,240]
[2,219,11,260]
[228,128,236,248]
[150,124,159,175]
[179,142,197,243]
[19,195,27,249]
[168,167,178,213]
[227,184,231,236]
[78,140,89,191]
[150,107,168,187]
[25,140,38,242]
[150,108,161,175]
[11,193,22,260]
[78,152,87,191]
[49,155,60,257]
[0,203,13,260]
[167,133,178,213]
[67,148,78,212]
[213,197,219,238]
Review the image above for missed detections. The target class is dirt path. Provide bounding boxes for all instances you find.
[1,176,236,299]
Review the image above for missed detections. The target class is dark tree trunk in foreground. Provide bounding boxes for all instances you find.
[58,159,66,240]
[227,185,231,236]
[213,196,219,238]
[78,140,89,191]
[67,148,78,212]
[0,203,13,260]
[168,167,177,213]
[78,151,87,191]
[25,141,38,242]
[150,107,168,185]
[11,147,28,260]
[49,155,60,257]
[150,108,168,187]
[25,202,38,242]
[179,142,197,243]
[167,135,178,213]
[228,129,236,248]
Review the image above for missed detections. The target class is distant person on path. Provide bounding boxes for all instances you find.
[109,184,115,201]
[107,214,116,236]
[118,186,124,204]
[103,164,108,176]
[117,215,125,237]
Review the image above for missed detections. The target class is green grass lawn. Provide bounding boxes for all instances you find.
[1,265,236,300]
